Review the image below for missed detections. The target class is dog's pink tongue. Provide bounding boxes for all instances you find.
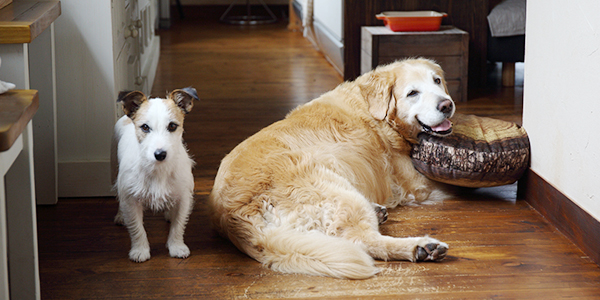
[432,119,452,132]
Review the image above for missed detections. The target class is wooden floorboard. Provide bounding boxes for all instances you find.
[37,6,600,299]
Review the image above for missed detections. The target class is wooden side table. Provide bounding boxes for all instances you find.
[0,90,40,300]
[361,25,469,102]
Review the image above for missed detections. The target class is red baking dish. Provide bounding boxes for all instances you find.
[376,11,448,32]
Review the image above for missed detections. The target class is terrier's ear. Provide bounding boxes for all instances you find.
[117,91,147,118]
[358,70,396,121]
[169,87,199,114]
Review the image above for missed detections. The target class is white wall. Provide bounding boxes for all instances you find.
[55,1,117,162]
[54,0,161,197]
[54,1,119,197]
[313,0,343,42]
[523,0,600,221]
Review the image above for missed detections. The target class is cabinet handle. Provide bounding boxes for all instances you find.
[135,76,146,86]
[124,25,139,38]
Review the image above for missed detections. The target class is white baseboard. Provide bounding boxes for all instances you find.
[313,19,344,76]
[58,161,115,198]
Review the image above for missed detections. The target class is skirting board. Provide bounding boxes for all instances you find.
[313,20,344,76]
[518,169,600,266]
[58,161,115,198]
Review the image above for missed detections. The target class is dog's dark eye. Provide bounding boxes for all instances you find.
[434,78,441,84]
[407,90,419,97]
[140,124,150,133]
[167,122,178,132]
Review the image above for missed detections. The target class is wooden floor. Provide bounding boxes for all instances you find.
[37,7,600,299]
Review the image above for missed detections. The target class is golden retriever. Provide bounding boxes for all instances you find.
[208,58,455,279]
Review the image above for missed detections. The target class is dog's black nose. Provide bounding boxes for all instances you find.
[154,150,167,161]
[437,99,453,114]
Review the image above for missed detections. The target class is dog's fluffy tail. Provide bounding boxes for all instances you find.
[254,225,379,279]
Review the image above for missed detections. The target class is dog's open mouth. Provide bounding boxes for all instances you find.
[418,118,453,136]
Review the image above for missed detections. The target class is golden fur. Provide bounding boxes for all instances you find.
[208,59,454,279]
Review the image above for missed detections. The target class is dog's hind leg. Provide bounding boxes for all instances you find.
[165,194,193,259]
[372,203,388,225]
[361,233,448,262]
[336,195,447,262]
[344,223,448,262]
[120,199,151,262]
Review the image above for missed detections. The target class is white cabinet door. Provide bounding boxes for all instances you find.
[137,0,160,95]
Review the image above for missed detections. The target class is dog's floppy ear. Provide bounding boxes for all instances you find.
[169,87,199,114]
[359,69,396,121]
[118,91,147,118]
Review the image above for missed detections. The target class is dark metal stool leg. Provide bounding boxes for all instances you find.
[220,0,277,25]
[176,0,184,19]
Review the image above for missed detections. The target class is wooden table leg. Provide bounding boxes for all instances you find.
[502,62,516,87]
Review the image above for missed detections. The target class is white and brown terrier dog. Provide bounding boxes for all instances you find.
[113,88,198,262]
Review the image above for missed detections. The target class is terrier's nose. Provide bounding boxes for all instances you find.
[154,150,167,161]
[437,99,453,115]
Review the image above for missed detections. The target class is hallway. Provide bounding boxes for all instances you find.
[37,6,600,299]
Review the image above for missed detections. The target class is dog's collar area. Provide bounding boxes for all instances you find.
[417,118,453,136]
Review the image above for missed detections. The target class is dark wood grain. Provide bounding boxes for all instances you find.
[0,1,61,44]
[0,89,39,151]
[519,169,600,266]
[344,0,489,88]
[362,26,469,102]
[36,7,600,299]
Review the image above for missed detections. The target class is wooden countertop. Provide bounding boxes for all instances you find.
[0,1,60,44]
[0,89,39,151]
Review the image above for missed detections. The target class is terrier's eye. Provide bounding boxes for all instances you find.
[167,122,178,132]
[407,90,419,97]
[140,124,151,133]
[434,78,441,84]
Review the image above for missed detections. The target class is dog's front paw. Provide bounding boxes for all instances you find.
[414,237,448,262]
[114,211,124,225]
[168,243,190,259]
[129,246,151,262]
[372,203,388,225]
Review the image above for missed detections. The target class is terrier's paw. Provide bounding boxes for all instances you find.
[373,203,388,225]
[415,239,448,262]
[114,212,124,226]
[168,242,190,259]
[129,246,151,262]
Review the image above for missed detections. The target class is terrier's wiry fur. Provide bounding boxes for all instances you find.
[113,88,198,262]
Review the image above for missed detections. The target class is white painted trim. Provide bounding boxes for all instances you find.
[313,19,344,75]
[141,35,160,95]
[4,123,40,300]
[0,136,22,176]
[0,179,8,300]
